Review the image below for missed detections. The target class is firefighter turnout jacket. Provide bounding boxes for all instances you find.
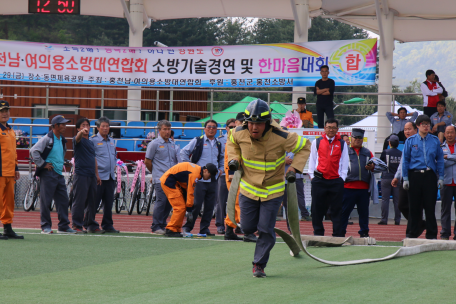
[227,121,310,201]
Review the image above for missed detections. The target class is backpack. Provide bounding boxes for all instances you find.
[190,135,222,165]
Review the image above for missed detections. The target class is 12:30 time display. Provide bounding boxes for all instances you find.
[28,0,81,15]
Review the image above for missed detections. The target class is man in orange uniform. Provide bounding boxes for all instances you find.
[0,101,22,240]
[161,162,218,237]
[297,97,313,128]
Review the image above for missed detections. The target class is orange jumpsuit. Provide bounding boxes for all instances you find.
[0,123,18,225]
[161,162,201,233]
[224,142,240,228]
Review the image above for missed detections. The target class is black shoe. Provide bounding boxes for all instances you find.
[0,233,8,240]
[224,226,243,241]
[87,228,105,234]
[417,220,426,237]
[235,227,243,234]
[3,224,24,239]
[244,233,258,243]
[378,221,387,225]
[395,221,400,225]
[104,229,120,233]
[360,233,370,238]
[165,229,183,237]
[347,221,354,225]
[206,233,215,236]
[252,264,266,278]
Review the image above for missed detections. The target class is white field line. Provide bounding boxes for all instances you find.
[14,230,402,247]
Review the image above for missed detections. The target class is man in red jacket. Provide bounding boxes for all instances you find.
[420,69,443,117]
[308,118,349,236]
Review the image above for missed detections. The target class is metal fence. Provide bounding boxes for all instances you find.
[0,82,423,122]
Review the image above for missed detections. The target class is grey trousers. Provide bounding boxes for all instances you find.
[71,174,97,230]
[240,193,283,268]
[216,175,229,228]
[381,179,401,223]
[92,179,116,230]
[183,180,218,234]
[39,169,71,230]
[151,183,172,232]
[440,185,456,238]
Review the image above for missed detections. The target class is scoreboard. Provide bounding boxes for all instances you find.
[28,0,81,15]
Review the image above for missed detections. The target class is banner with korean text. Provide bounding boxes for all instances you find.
[0,38,377,88]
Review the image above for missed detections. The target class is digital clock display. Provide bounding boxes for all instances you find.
[29,0,81,15]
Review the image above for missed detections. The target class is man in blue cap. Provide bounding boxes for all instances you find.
[30,115,77,234]
[339,128,375,238]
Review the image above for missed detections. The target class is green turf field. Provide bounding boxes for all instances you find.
[2,230,455,304]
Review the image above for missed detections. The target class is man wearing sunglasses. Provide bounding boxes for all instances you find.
[215,118,237,236]
[180,119,224,236]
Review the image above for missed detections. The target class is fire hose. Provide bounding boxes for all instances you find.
[226,168,456,266]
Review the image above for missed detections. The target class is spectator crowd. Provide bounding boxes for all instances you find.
[0,67,454,278]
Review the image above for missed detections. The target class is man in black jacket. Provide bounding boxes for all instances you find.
[379,135,402,225]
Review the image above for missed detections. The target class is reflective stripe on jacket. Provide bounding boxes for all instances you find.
[226,121,311,201]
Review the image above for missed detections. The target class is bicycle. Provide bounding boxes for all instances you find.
[23,158,69,211]
[23,157,40,211]
[145,180,156,216]
[66,158,74,211]
[126,160,148,215]
[115,160,130,214]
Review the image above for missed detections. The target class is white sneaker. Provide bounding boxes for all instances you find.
[152,229,165,235]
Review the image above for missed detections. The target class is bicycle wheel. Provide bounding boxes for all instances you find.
[136,182,146,215]
[136,191,146,215]
[23,180,37,211]
[32,181,40,211]
[127,180,139,215]
[115,181,126,213]
[67,180,74,211]
[96,200,103,213]
[145,183,155,216]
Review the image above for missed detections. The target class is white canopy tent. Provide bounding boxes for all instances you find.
[342,101,423,152]
[1,0,456,130]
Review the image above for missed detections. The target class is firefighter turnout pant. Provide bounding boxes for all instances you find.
[239,193,283,268]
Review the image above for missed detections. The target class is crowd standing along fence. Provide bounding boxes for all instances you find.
[3,83,424,207]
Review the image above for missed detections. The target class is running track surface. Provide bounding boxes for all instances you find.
[12,210,444,242]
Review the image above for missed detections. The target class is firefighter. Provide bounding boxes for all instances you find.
[227,99,311,278]
[160,162,218,237]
